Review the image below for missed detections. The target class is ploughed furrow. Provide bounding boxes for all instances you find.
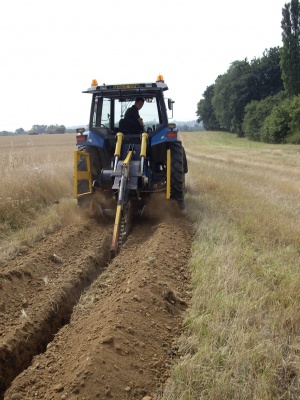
[4,210,192,400]
[0,219,112,397]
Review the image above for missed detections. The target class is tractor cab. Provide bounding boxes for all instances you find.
[82,75,174,139]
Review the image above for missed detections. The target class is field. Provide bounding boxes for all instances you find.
[166,132,300,399]
[0,134,76,263]
[1,132,300,399]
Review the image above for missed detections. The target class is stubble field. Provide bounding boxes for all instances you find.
[1,132,300,399]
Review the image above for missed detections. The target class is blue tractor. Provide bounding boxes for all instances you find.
[74,75,188,256]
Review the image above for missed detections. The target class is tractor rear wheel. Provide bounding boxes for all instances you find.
[170,142,185,210]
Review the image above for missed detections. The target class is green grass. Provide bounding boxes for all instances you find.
[162,131,300,399]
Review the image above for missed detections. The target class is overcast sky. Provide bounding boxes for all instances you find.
[0,0,285,131]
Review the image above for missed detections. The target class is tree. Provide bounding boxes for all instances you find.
[55,125,66,134]
[280,0,300,95]
[46,124,66,134]
[15,128,25,135]
[212,60,254,135]
[31,125,47,134]
[251,47,284,99]
[243,91,286,140]
[196,84,220,130]
[260,98,291,143]
[199,49,284,136]
[46,125,56,134]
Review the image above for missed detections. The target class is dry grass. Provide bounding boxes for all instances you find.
[163,131,300,399]
[2,132,300,398]
[0,134,78,263]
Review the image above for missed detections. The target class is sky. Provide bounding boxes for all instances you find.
[0,0,286,132]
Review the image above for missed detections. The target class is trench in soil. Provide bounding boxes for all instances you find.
[0,221,112,398]
[1,206,192,399]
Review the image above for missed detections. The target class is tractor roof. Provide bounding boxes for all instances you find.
[83,77,168,99]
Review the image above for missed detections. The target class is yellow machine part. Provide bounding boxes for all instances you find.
[123,149,133,166]
[111,204,122,256]
[114,132,124,158]
[74,150,93,198]
[140,132,148,158]
[110,150,133,257]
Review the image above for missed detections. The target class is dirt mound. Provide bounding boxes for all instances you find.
[1,208,192,400]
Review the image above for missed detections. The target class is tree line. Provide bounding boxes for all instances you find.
[0,124,76,136]
[196,0,300,144]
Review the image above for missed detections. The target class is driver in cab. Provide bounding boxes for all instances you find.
[119,97,144,135]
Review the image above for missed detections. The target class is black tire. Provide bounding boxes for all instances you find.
[77,146,89,200]
[170,142,185,210]
[182,146,188,173]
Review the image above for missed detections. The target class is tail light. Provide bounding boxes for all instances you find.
[167,130,177,139]
[76,134,88,143]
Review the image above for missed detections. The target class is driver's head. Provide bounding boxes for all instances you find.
[135,97,144,110]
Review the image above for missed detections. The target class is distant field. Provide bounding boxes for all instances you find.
[163,131,300,399]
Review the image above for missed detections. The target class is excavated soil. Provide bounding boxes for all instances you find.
[1,199,192,400]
